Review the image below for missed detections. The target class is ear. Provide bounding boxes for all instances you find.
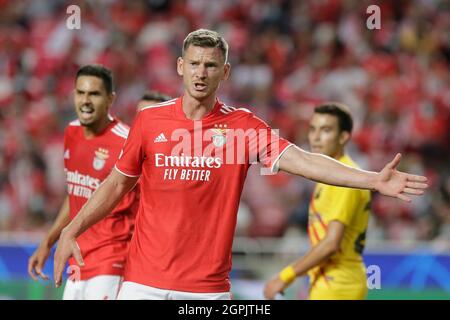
[177,57,184,76]
[108,92,116,108]
[221,62,231,81]
[339,131,350,146]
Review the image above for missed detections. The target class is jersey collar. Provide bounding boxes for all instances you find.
[174,96,223,121]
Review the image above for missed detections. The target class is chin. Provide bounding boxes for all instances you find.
[79,119,95,127]
[189,89,210,100]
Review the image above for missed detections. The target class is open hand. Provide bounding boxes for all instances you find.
[376,153,428,202]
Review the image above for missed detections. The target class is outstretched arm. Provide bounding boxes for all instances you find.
[278,146,428,202]
[53,168,138,287]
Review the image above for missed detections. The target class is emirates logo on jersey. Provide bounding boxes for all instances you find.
[211,124,229,147]
[93,148,109,171]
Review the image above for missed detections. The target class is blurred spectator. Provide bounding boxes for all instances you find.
[0,0,448,244]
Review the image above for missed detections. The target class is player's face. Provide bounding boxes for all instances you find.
[177,45,230,101]
[74,76,113,127]
[308,113,349,158]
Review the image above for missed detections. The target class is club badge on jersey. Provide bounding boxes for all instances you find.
[93,148,109,171]
[211,124,229,148]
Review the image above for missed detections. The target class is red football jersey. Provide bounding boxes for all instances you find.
[116,97,292,292]
[64,117,139,280]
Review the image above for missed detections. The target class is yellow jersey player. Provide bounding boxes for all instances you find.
[264,102,371,300]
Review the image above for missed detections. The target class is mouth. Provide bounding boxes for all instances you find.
[193,82,207,91]
[311,146,322,152]
[79,106,95,121]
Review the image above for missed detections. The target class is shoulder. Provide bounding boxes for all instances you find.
[110,120,130,140]
[219,103,252,116]
[219,103,267,126]
[139,98,178,113]
[65,119,81,136]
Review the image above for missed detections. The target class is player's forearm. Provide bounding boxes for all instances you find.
[280,146,377,190]
[290,239,339,277]
[42,195,71,248]
[62,170,137,239]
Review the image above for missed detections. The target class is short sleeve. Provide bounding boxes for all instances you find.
[115,112,144,177]
[247,114,293,173]
[327,187,360,226]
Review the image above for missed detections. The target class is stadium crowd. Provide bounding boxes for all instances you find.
[0,0,448,246]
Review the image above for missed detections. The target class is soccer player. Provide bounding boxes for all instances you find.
[28,65,139,300]
[53,29,428,300]
[264,103,371,300]
[137,91,172,111]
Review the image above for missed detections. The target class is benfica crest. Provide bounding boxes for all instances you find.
[211,124,229,147]
[93,148,109,171]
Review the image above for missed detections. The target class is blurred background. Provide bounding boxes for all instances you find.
[0,0,448,299]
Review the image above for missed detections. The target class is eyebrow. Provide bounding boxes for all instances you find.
[187,59,219,66]
[309,125,334,129]
[76,89,102,94]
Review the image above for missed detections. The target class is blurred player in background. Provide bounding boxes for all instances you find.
[28,64,139,300]
[53,29,427,300]
[137,91,172,111]
[264,103,371,300]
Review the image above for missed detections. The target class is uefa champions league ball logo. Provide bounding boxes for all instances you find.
[93,148,110,171]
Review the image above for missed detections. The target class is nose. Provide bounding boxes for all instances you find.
[309,130,320,142]
[195,64,207,79]
[81,93,91,105]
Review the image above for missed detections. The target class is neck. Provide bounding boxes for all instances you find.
[182,93,216,120]
[82,116,111,139]
[332,149,345,160]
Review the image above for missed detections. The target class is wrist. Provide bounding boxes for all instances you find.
[369,172,380,192]
[60,226,77,240]
[279,265,297,285]
[41,237,54,250]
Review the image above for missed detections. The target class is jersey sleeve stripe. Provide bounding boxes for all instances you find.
[309,224,321,243]
[221,105,234,112]
[114,165,141,177]
[113,125,128,135]
[310,200,329,231]
[270,143,295,173]
[236,107,251,113]
[220,105,251,114]
[114,124,130,135]
[116,123,130,132]
[111,128,128,139]
[140,101,176,111]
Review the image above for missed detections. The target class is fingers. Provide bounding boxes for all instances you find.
[406,181,428,189]
[403,188,424,195]
[264,290,275,300]
[54,254,64,288]
[387,153,402,170]
[397,193,411,202]
[407,175,428,183]
[35,266,49,280]
[72,242,85,267]
[27,258,38,281]
[264,283,275,300]
[28,258,49,281]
